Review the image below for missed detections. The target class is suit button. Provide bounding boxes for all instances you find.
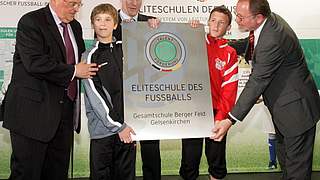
[59,100,64,104]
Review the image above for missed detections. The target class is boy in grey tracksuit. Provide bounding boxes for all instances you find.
[82,4,135,180]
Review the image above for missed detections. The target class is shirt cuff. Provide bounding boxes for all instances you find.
[228,112,240,125]
[71,65,76,81]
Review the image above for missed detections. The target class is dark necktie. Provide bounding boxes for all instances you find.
[246,30,255,61]
[61,22,77,101]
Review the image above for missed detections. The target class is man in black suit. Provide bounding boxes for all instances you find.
[213,0,320,179]
[115,1,161,180]
[2,0,98,179]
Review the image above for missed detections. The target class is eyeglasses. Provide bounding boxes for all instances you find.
[233,11,256,21]
[64,0,83,9]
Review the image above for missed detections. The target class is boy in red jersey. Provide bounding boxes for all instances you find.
[180,6,238,180]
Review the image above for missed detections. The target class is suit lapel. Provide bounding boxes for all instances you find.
[44,6,85,63]
[44,6,67,62]
[254,13,275,62]
[70,21,85,62]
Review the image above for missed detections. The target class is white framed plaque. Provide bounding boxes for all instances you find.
[122,22,213,140]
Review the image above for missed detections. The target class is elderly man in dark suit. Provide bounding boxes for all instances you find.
[114,1,161,180]
[213,0,320,179]
[2,0,98,179]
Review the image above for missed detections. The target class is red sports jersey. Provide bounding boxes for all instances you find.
[206,35,238,121]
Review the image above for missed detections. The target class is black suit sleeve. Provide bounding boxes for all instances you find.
[0,95,5,122]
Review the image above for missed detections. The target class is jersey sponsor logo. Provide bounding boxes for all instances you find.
[215,58,226,70]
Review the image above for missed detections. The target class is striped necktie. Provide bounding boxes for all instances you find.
[247,30,255,61]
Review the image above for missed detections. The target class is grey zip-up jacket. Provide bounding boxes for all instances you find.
[82,40,126,139]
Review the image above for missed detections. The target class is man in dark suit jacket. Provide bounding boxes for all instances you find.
[115,1,161,180]
[213,0,320,179]
[2,0,98,179]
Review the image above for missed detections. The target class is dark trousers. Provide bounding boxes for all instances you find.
[9,98,74,180]
[140,140,161,180]
[276,125,316,180]
[90,135,136,180]
[180,137,227,180]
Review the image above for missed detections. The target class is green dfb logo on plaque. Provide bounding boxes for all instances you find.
[145,32,186,72]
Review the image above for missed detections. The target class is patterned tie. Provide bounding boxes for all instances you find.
[247,30,255,61]
[61,22,77,101]
[123,18,135,23]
